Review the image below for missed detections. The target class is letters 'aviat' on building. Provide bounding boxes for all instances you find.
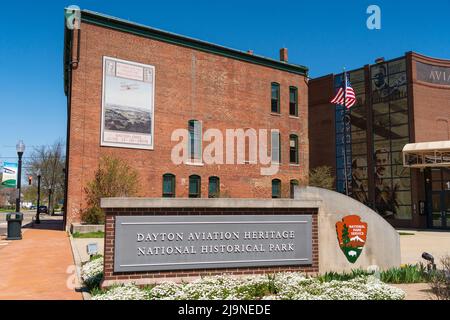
[309,52,450,230]
[63,10,309,229]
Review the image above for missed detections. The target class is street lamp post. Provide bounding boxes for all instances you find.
[48,187,53,216]
[35,170,41,224]
[15,140,25,213]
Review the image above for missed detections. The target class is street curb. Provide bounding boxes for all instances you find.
[69,233,92,300]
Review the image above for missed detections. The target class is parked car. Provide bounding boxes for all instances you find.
[30,205,37,210]
[38,206,48,214]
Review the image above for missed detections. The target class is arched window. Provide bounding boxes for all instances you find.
[290,179,299,199]
[208,176,220,198]
[271,82,280,113]
[162,174,175,198]
[272,179,281,199]
[271,130,281,163]
[188,120,202,163]
[189,175,201,198]
[290,134,299,164]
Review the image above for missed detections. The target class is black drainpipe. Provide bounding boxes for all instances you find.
[63,26,80,231]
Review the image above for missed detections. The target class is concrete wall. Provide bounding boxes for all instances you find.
[100,198,319,286]
[101,195,400,278]
[70,223,105,234]
[295,186,401,272]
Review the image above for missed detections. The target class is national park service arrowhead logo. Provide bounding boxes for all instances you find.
[336,215,368,263]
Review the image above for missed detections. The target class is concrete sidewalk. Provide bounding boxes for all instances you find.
[399,229,450,267]
[0,220,83,300]
[392,283,436,300]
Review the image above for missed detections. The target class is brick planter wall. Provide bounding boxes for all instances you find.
[102,207,318,287]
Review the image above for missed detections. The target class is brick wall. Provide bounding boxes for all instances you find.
[308,75,336,176]
[66,20,309,227]
[102,207,318,285]
[410,53,450,143]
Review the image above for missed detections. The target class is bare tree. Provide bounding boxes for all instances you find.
[0,187,16,208]
[26,140,66,214]
[82,155,139,224]
[309,166,335,190]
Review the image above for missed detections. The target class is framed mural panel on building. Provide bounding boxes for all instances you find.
[101,56,155,150]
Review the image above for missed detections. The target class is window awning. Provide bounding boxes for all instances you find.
[403,141,450,168]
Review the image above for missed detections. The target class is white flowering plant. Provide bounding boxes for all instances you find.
[91,272,405,300]
[81,256,104,290]
[92,283,148,300]
[276,275,405,300]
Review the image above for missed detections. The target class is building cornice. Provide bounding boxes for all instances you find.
[64,9,309,95]
[408,51,450,67]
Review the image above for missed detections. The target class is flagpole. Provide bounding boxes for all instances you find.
[342,68,349,196]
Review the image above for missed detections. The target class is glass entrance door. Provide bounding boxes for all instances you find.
[442,191,450,228]
[431,190,450,228]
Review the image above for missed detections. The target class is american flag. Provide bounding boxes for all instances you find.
[330,73,356,109]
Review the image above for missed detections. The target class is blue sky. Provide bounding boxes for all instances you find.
[0,0,449,160]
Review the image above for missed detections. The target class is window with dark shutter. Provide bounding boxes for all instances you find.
[271,83,280,113]
[189,175,201,198]
[289,86,298,116]
[290,134,299,164]
[272,179,281,198]
[162,174,175,198]
[208,176,220,198]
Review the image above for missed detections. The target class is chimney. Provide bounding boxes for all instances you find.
[247,50,254,55]
[375,57,385,64]
[280,48,288,62]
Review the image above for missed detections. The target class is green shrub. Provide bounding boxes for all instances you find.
[380,264,429,284]
[429,256,450,300]
[82,156,139,225]
[90,254,103,261]
[90,287,104,297]
[84,155,139,208]
[317,269,373,282]
[84,272,103,291]
[235,278,273,299]
[72,231,105,238]
[309,166,335,190]
[317,265,430,284]
[80,206,105,225]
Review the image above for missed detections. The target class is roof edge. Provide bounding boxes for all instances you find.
[408,51,450,67]
[78,9,308,76]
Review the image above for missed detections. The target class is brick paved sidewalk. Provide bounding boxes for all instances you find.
[0,220,83,300]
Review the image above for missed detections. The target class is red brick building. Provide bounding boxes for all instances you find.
[309,52,450,229]
[63,10,309,229]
